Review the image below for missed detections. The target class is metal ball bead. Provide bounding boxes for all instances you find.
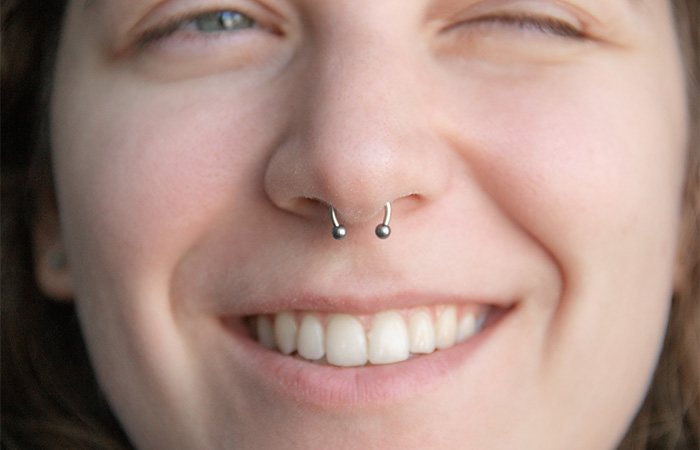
[332,226,347,240]
[375,224,391,239]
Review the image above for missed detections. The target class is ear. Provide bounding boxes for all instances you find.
[32,206,74,301]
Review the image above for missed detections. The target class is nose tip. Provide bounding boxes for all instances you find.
[265,129,442,228]
[307,140,408,223]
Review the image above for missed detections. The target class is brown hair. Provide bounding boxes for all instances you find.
[2,0,132,447]
[1,0,698,448]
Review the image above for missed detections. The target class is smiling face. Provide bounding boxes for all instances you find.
[49,0,688,448]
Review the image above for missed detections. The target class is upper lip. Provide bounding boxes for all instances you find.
[198,288,516,318]
[174,243,532,318]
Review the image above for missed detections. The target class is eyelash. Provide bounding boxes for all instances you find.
[464,13,585,39]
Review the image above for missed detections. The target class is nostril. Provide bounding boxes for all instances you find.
[275,197,328,221]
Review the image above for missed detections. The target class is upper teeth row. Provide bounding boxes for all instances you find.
[253,306,485,367]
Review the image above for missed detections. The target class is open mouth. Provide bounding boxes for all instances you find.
[219,301,513,405]
[244,304,493,367]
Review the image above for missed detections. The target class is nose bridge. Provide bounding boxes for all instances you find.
[315,31,408,128]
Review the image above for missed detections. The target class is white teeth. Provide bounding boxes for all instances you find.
[408,310,436,354]
[368,311,410,365]
[457,313,477,343]
[256,315,276,349]
[252,305,487,367]
[435,306,457,350]
[297,314,325,361]
[274,312,298,355]
[326,314,368,367]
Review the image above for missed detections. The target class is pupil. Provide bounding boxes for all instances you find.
[220,12,238,29]
[219,11,250,30]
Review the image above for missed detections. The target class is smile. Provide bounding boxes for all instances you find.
[248,305,490,367]
[220,298,513,405]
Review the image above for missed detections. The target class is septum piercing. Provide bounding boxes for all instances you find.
[330,202,391,240]
[330,205,347,240]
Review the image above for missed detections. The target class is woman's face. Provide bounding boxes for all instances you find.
[50,0,688,448]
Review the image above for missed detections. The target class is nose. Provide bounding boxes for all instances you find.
[264,19,450,230]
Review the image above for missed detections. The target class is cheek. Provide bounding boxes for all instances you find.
[51,78,282,283]
[476,62,686,351]
[437,44,686,445]
[471,59,686,286]
[49,71,290,446]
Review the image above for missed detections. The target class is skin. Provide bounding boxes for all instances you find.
[45,0,688,448]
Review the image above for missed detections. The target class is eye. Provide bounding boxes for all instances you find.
[124,4,289,80]
[469,13,584,39]
[434,5,593,67]
[138,10,258,45]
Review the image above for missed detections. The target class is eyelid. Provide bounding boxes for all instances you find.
[461,12,585,38]
[439,0,588,34]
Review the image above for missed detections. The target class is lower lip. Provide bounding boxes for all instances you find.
[222,308,509,407]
